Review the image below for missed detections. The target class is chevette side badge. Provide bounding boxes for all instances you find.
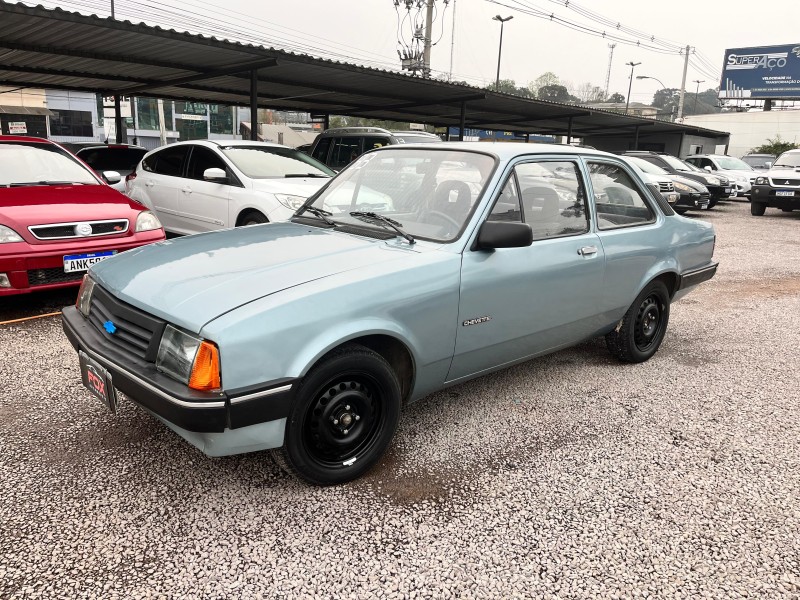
[463,316,492,327]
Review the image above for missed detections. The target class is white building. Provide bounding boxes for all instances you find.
[682,110,800,157]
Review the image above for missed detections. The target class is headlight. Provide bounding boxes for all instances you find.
[673,181,694,193]
[0,224,23,243]
[274,194,307,210]
[135,210,162,232]
[157,324,221,390]
[755,177,767,185]
[735,174,748,183]
[76,275,96,316]
[703,176,720,185]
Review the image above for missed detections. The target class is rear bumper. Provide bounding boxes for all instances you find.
[678,262,718,291]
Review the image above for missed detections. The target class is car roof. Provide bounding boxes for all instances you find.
[366,141,620,160]
[0,135,54,144]
[76,144,147,152]
[159,139,290,150]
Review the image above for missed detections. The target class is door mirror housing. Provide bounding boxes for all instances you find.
[203,167,228,183]
[476,221,533,250]
[102,170,122,184]
[703,166,713,172]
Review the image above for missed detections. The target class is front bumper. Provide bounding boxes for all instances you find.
[62,306,297,452]
[0,231,163,296]
[674,191,709,211]
[751,185,800,209]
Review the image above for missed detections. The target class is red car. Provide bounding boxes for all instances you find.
[0,136,165,296]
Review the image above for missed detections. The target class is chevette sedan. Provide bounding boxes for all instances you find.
[63,143,717,485]
[0,136,164,296]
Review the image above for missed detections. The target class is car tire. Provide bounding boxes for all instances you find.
[605,280,670,364]
[781,208,793,213]
[707,199,718,209]
[239,210,268,226]
[674,208,688,215]
[750,202,767,216]
[273,344,402,486]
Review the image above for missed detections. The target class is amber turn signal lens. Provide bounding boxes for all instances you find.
[188,341,221,391]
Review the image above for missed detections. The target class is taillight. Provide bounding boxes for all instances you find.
[125,170,137,183]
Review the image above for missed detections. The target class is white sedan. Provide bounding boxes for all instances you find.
[126,140,333,235]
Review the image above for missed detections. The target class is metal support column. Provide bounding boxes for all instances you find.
[633,125,641,150]
[458,101,466,141]
[566,117,573,144]
[525,133,530,143]
[250,69,258,141]
[113,95,123,144]
[323,114,330,130]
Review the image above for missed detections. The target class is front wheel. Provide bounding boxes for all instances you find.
[707,199,718,209]
[606,280,670,363]
[273,344,402,485]
[239,210,268,226]
[750,202,767,216]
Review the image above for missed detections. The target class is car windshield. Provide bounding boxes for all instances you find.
[715,156,754,171]
[773,152,800,168]
[628,156,668,176]
[659,154,694,172]
[77,147,147,173]
[0,142,99,186]
[220,145,335,178]
[304,148,496,242]
[742,155,775,169]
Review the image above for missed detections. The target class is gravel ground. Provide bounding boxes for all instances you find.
[1,201,799,599]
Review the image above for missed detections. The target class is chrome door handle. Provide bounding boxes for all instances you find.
[182,187,192,194]
[145,180,155,187]
[578,245,598,256]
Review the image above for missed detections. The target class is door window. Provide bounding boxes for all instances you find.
[329,138,362,170]
[517,161,589,240]
[186,146,228,181]
[362,136,391,152]
[588,162,655,230]
[152,145,189,177]
[311,137,332,164]
[487,176,522,222]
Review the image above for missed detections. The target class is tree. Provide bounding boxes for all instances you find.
[750,135,800,155]
[575,82,606,104]
[537,84,571,103]
[528,71,560,96]
[486,79,532,98]
[606,92,625,103]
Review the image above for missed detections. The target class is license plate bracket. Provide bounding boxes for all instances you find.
[79,350,118,414]
[63,251,116,273]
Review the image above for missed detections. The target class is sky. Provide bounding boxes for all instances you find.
[44,0,800,104]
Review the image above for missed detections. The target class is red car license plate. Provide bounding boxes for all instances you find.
[79,351,118,413]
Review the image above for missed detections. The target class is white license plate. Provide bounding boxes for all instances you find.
[724,187,732,194]
[63,251,115,273]
[776,190,795,197]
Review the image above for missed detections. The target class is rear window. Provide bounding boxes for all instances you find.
[0,142,98,185]
[77,147,147,172]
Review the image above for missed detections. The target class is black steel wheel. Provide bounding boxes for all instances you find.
[750,202,767,216]
[606,280,670,363]
[274,344,401,485]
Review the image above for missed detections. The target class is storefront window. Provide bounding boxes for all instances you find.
[95,94,104,126]
[134,98,174,131]
[175,102,208,116]
[209,105,233,134]
[49,110,93,137]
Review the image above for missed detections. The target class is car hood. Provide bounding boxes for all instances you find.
[249,177,330,198]
[668,174,707,192]
[0,184,146,231]
[716,169,755,180]
[761,166,800,181]
[89,222,420,332]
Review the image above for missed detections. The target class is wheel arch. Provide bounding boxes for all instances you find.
[235,207,268,226]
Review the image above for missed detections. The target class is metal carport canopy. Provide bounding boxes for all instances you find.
[0,1,728,143]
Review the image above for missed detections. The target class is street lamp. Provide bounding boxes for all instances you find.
[636,75,667,91]
[493,15,513,92]
[624,61,641,115]
[693,79,705,113]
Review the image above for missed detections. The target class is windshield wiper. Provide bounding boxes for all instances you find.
[284,173,329,178]
[349,211,415,245]
[8,181,80,187]
[296,205,336,226]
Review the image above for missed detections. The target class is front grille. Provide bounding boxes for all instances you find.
[770,177,800,187]
[658,181,674,192]
[29,219,129,240]
[717,176,729,185]
[28,268,84,286]
[87,285,166,361]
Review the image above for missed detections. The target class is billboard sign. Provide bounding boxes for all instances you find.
[8,121,27,134]
[719,44,800,99]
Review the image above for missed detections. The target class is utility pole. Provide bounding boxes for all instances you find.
[448,0,456,81]
[422,0,435,77]
[693,79,705,113]
[624,61,641,115]
[677,44,690,120]
[604,43,616,99]
[110,0,114,18]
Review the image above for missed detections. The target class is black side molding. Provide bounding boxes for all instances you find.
[678,262,718,290]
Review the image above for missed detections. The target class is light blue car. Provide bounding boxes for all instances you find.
[63,143,718,485]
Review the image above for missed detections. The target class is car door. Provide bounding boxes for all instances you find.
[136,145,190,233]
[448,158,605,382]
[179,145,234,232]
[587,160,661,320]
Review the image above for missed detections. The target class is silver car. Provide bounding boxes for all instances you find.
[63,143,718,485]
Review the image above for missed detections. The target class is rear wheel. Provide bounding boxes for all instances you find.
[273,344,402,485]
[606,280,670,363]
[239,210,268,226]
[750,202,767,216]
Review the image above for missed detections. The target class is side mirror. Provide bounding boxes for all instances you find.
[476,221,533,250]
[102,170,122,184]
[703,166,713,172]
[203,167,228,183]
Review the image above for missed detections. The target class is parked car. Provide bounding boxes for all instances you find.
[682,154,754,197]
[741,153,776,171]
[622,155,707,214]
[126,140,335,236]
[749,148,800,216]
[63,143,717,485]
[623,151,731,207]
[310,127,441,170]
[74,144,148,193]
[295,143,312,155]
[0,136,164,296]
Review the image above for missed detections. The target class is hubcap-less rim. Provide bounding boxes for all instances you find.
[303,375,383,468]
[634,295,664,352]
